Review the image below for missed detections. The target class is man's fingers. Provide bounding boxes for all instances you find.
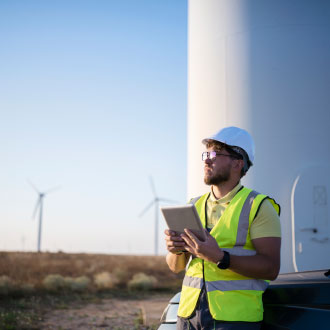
[165,235,185,243]
[168,240,185,247]
[164,229,178,236]
[165,235,185,248]
[181,233,195,248]
[184,229,200,244]
[166,240,185,247]
[183,246,194,254]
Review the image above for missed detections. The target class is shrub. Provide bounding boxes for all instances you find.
[0,275,13,295]
[63,276,90,292]
[64,276,75,289]
[94,271,119,289]
[113,267,129,286]
[42,274,65,292]
[127,273,157,291]
[70,276,90,292]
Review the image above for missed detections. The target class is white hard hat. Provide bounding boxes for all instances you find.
[202,126,255,165]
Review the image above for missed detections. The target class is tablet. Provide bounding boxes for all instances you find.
[160,204,206,241]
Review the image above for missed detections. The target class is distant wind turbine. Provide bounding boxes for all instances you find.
[139,176,178,255]
[28,180,60,252]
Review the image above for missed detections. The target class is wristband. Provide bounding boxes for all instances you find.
[174,250,186,255]
[216,251,230,269]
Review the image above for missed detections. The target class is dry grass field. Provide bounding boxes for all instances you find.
[0,251,183,291]
[0,251,183,329]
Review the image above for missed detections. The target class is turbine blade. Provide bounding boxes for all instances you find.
[138,200,155,217]
[32,198,41,220]
[44,185,61,195]
[149,176,157,198]
[27,179,40,194]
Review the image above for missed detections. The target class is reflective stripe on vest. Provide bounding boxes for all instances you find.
[183,275,268,292]
[183,275,204,289]
[191,246,256,260]
[235,190,258,246]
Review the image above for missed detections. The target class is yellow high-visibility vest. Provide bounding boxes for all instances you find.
[177,187,280,322]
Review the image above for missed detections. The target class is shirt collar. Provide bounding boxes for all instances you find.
[210,182,242,204]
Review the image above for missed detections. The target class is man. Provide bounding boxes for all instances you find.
[165,126,281,330]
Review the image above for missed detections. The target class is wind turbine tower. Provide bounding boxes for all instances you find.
[139,176,178,255]
[29,181,59,252]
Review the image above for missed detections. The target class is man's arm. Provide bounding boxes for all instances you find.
[181,229,281,280]
[229,237,281,280]
[164,229,191,273]
[166,252,190,274]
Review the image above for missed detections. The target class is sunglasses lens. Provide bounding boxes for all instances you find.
[202,151,217,161]
[210,151,216,159]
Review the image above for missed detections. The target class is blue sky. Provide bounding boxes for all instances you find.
[0,0,187,255]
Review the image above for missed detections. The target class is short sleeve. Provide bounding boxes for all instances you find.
[250,199,281,239]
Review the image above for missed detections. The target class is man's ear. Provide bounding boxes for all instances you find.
[233,159,244,172]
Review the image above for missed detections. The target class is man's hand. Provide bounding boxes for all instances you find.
[164,229,187,254]
[181,229,223,264]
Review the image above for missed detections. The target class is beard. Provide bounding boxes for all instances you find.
[204,166,231,185]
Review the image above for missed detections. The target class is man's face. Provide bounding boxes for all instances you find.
[203,146,233,185]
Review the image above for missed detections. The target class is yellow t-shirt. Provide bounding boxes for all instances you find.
[206,183,281,239]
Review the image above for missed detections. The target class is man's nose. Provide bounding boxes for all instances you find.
[204,157,212,165]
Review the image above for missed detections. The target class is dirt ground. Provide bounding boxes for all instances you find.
[39,293,173,329]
